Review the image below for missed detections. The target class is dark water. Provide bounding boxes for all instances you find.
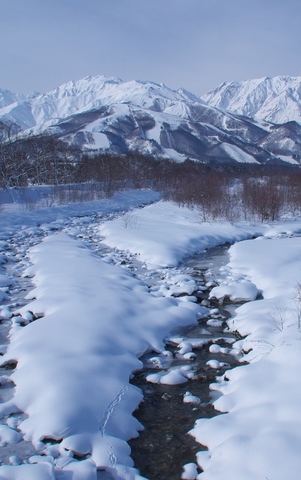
[129,245,244,480]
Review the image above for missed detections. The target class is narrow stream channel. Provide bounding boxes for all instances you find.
[0,231,46,464]
[0,219,247,479]
[129,245,245,480]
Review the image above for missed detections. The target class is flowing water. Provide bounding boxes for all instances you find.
[129,245,245,480]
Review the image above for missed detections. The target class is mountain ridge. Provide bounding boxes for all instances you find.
[201,75,301,125]
[1,74,301,165]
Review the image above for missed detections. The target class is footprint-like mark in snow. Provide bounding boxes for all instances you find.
[100,384,129,468]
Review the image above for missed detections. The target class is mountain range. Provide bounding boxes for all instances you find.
[1,74,301,166]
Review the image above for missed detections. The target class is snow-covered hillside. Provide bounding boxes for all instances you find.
[1,74,301,164]
[0,89,25,110]
[0,75,276,164]
[0,75,204,132]
[202,75,301,124]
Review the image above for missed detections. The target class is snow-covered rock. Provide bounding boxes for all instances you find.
[183,392,201,405]
[210,281,259,303]
[181,462,198,479]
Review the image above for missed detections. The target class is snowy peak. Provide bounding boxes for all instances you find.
[0,75,204,132]
[177,87,205,104]
[1,74,301,166]
[0,75,125,130]
[45,74,122,103]
[0,88,25,109]
[202,75,301,124]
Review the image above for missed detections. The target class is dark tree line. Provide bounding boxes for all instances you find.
[0,132,76,189]
[1,125,301,221]
[163,163,301,222]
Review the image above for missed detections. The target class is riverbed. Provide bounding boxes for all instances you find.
[129,246,247,480]
[0,214,267,479]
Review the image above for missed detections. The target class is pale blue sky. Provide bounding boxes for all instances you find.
[0,0,300,95]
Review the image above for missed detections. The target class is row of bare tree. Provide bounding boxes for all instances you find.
[1,125,301,221]
[164,165,301,222]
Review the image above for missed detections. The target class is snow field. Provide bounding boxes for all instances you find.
[0,189,160,240]
[99,201,264,268]
[2,195,301,478]
[98,201,301,479]
[99,200,301,268]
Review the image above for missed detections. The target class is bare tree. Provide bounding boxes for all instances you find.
[242,176,283,222]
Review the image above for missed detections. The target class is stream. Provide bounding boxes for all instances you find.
[0,215,247,480]
[129,246,245,480]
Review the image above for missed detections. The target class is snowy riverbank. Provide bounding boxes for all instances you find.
[100,200,301,479]
[1,192,301,479]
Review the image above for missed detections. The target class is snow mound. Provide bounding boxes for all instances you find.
[181,462,198,479]
[210,281,259,303]
[0,462,55,480]
[0,233,200,479]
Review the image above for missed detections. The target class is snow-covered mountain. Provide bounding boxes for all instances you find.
[0,88,25,109]
[1,74,301,165]
[201,75,301,125]
[0,75,204,132]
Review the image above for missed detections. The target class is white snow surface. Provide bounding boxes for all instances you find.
[0,88,25,109]
[202,75,301,124]
[190,236,301,480]
[209,281,259,303]
[2,192,301,478]
[99,200,278,268]
[0,188,160,239]
[97,200,301,479]
[0,232,201,477]
[181,462,198,479]
[0,75,204,133]
[219,143,258,164]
